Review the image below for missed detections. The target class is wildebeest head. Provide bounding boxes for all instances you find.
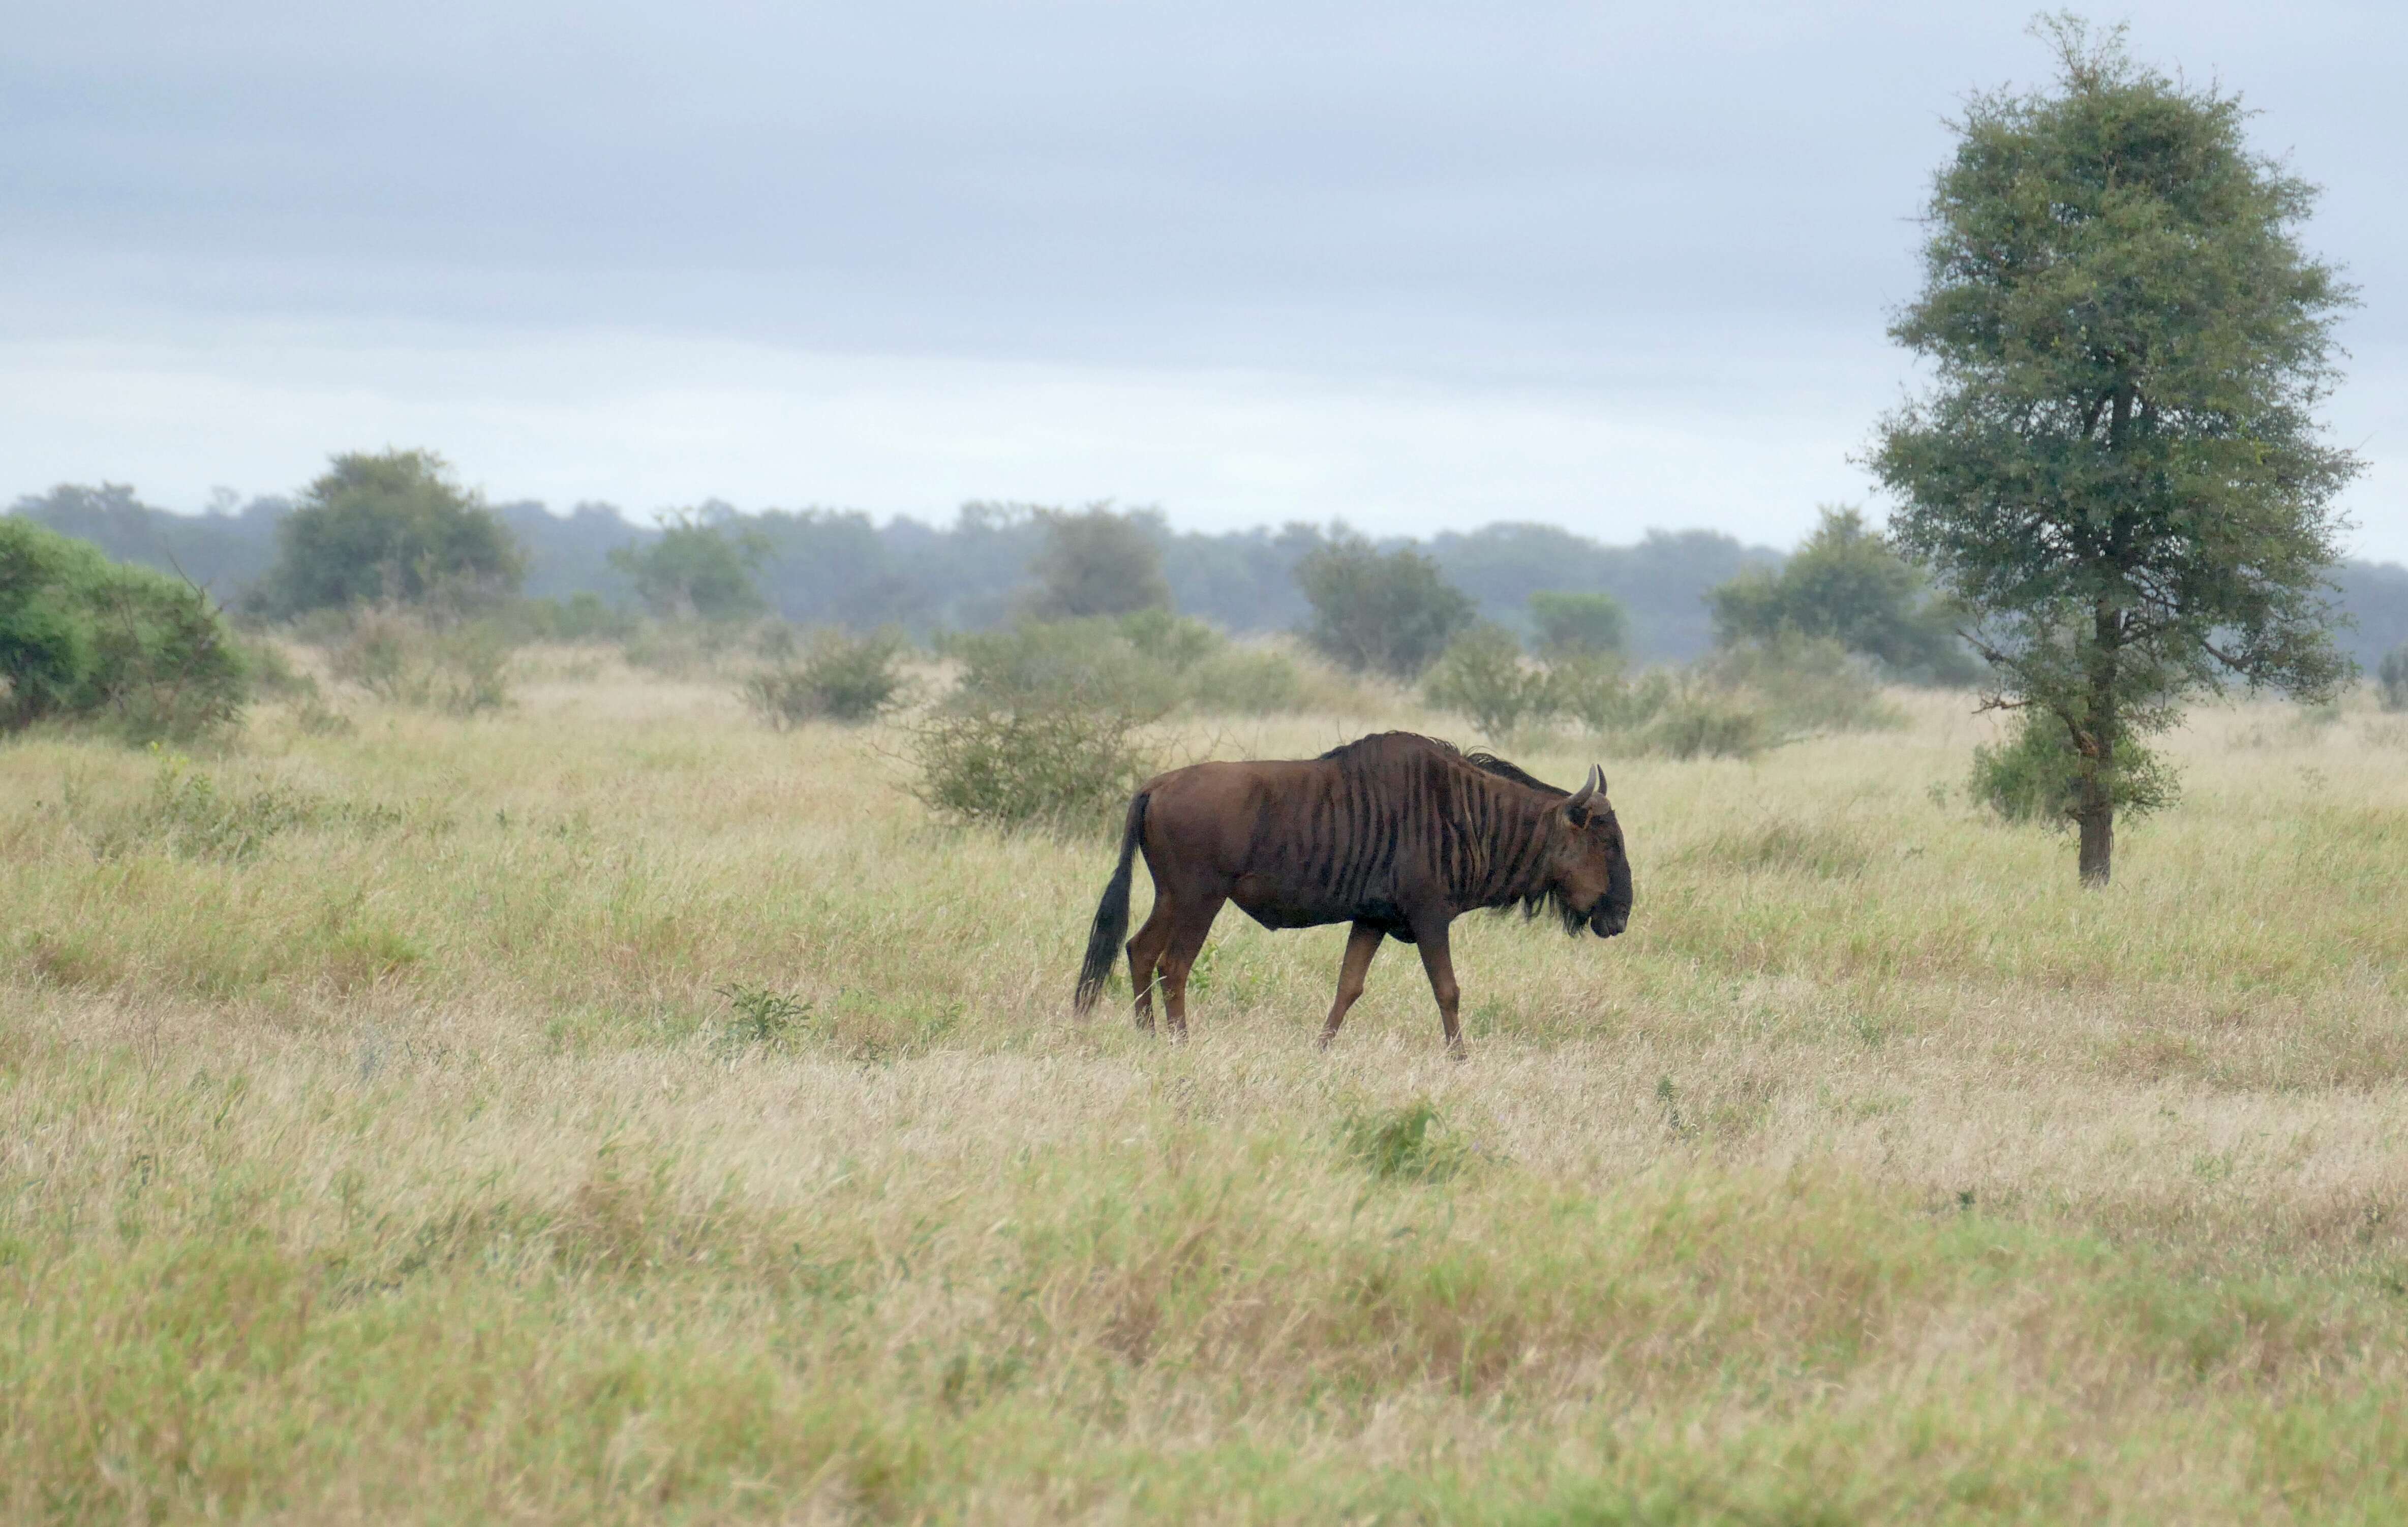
[1548,765,1633,938]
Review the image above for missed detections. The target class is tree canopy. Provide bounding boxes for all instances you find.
[608,512,769,622]
[254,450,527,617]
[1871,17,2359,884]
[1021,505,1172,621]
[1294,535,1475,680]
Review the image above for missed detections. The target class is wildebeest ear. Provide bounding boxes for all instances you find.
[1564,764,1602,821]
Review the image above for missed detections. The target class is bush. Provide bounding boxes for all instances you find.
[945,612,1314,718]
[1549,656,1671,735]
[1295,536,1476,680]
[1424,624,1559,737]
[1527,590,1629,660]
[1637,686,1785,761]
[1,516,249,742]
[1709,506,1979,685]
[2380,644,2408,712]
[905,695,1159,833]
[743,630,914,727]
[250,449,526,619]
[1704,634,1904,735]
[323,607,511,715]
[1970,709,2179,826]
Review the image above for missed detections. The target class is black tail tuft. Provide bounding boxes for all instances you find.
[1073,791,1149,1014]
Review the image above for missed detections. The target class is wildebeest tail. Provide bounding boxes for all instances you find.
[1074,790,1149,1014]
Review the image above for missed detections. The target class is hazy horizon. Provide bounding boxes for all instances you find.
[7,2,2401,558]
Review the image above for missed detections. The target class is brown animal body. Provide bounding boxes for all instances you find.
[1072,731,1633,1054]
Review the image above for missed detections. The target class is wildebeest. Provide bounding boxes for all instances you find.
[1072,731,1633,1054]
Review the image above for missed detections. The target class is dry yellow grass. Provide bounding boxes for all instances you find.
[4,658,2406,1522]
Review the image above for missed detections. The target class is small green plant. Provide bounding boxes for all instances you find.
[744,630,914,727]
[715,983,813,1050]
[1340,1098,1468,1183]
[1423,624,1558,737]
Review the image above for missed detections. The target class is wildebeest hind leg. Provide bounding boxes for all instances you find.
[1157,895,1225,1041]
[1126,897,1174,1032]
[1317,920,1384,1050]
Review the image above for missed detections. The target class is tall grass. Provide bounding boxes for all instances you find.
[3,677,2405,1521]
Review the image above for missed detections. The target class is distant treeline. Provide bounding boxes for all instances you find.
[12,483,2407,668]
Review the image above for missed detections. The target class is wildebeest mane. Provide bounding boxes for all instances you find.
[1312,732,1589,936]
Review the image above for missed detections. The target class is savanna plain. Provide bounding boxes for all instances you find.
[5,653,2407,1524]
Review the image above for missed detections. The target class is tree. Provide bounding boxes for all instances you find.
[1295,535,1475,680]
[1527,590,1629,661]
[1708,508,1980,684]
[1022,505,1171,620]
[1871,18,2359,885]
[608,512,769,621]
[2,517,248,740]
[253,450,525,617]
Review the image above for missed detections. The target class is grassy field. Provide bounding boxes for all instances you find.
[5,654,2407,1523]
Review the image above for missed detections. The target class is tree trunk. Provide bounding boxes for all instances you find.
[2076,797,2114,887]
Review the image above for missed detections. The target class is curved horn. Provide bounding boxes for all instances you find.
[1565,764,1601,815]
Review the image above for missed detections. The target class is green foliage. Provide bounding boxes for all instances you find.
[2379,646,2408,713]
[1971,709,2179,827]
[1023,505,1172,620]
[1709,508,1978,684]
[743,630,914,727]
[1872,20,2357,882]
[1703,635,1905,737]
[1636,685,1784,761]
[323,608,512,715]
[714,983,814,1051]
[253,450,527,617]
[520,591,637,643]
[1340,1100,1468,1183]
[90,748,407,862]
[1295,535,1475,680]
[608,514,768,622]
[1526,589,1629,660]
[946,612,1311,718]
[0,516,249,742]
[905,695,1159,833]
[1423,624,1558,738]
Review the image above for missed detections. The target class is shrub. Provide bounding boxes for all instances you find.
[743,630,914,727]
[945,612,1311,718]
[1704,634,1904,735]
[905,695,1159,833]
[2380,644,2408,712]
[1527,590,1630,660]
[1970,709,2179,827]
[1549,656,1671,734]
[1708,506,1979,685]
[0,516,249,742]
[1424,624,1559,737]
[323,607,511,715]
[1638,686,1784,761]
[1295,535,1475,680]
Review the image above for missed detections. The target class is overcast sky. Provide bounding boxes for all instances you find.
[5,1,2402,558]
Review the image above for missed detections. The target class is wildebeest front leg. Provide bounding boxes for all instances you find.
[1317,920,1385,1050]
[1410,917,1466,1058]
